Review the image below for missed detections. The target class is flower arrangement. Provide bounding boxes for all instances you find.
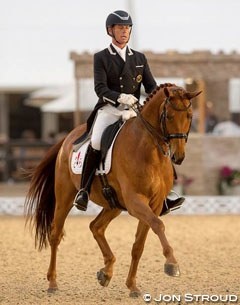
[218,166,240,195]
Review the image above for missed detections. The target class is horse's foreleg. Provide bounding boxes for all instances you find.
[89,208,121,287]
[126,221,150,297]
[127,195,180,278]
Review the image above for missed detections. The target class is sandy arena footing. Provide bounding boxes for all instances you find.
[0,214,240,305]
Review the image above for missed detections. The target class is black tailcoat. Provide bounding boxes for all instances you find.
[87,44,156,131]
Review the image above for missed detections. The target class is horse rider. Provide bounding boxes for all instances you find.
[74,10,185,214]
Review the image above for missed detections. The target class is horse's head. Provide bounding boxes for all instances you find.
[160,85,201,164]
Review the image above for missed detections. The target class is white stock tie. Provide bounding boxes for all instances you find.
[118,49,126,61]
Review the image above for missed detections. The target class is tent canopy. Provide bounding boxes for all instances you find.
[41,79,96,112]
[27,77,185,113]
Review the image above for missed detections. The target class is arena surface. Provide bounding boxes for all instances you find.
[1,214,240,305]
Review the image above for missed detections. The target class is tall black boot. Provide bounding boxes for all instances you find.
[74,145,101,211]
[160,197,185,216]
[160,163,185,216]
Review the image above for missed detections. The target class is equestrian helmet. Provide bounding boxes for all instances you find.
[106,10,133,35]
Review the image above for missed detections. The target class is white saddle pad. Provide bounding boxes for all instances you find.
[71,124,123,175]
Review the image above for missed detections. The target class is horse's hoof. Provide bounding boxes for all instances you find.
[129,290,141,298]
[97,270,111,287]
[164,263,180,277]
[47,287,58,293]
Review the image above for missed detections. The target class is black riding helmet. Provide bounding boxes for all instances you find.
[106,10,133,36]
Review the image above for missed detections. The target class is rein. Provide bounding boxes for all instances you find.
[132,104,170,156]
[132,96,192,155]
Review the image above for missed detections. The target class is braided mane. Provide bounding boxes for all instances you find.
[143,83,176,106]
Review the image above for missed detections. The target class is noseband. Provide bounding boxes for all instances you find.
[160,97,192,143]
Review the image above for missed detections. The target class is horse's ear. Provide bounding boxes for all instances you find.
[186,91,202,100]
[164,87,170,97]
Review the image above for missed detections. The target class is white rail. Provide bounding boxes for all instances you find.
[0,196,240,216]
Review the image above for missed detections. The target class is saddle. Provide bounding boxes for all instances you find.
[71,119,125,210]
[72,119,124,174]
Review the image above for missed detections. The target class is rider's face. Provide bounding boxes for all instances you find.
[110,24,131,47]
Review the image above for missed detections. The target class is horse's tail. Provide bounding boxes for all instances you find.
[24,139,65,251]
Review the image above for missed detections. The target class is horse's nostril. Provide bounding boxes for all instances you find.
[172,154,185,165]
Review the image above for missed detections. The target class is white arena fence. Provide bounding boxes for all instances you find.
[0,196,240,216]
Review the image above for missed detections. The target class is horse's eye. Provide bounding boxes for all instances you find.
[166,114,174,121]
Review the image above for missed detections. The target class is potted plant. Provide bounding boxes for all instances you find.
[218,166,240,195]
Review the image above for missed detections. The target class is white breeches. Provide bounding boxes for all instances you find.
[91,104,129,150]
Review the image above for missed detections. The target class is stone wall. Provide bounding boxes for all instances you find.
[146,51,240,120]
[176,134,240,195]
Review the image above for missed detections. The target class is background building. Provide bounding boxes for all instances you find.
[1,50,240,195]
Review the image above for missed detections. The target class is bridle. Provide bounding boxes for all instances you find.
[132,96,192,156]
[160,97,192,143]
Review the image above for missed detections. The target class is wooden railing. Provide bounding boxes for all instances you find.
[0,140,52,182]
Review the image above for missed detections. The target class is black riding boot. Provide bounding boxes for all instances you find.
[160,164,185,216]
[160,197,185,216]
[74,145,101,211]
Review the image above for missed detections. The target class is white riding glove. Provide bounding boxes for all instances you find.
[117,93,138,106]
[121,108,137,121]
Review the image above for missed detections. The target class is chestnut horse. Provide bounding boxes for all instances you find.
[25,83,200,297]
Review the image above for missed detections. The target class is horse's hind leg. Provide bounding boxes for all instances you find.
[47,182,76,292]
[89,208,121,287]
[126,221,150,297]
